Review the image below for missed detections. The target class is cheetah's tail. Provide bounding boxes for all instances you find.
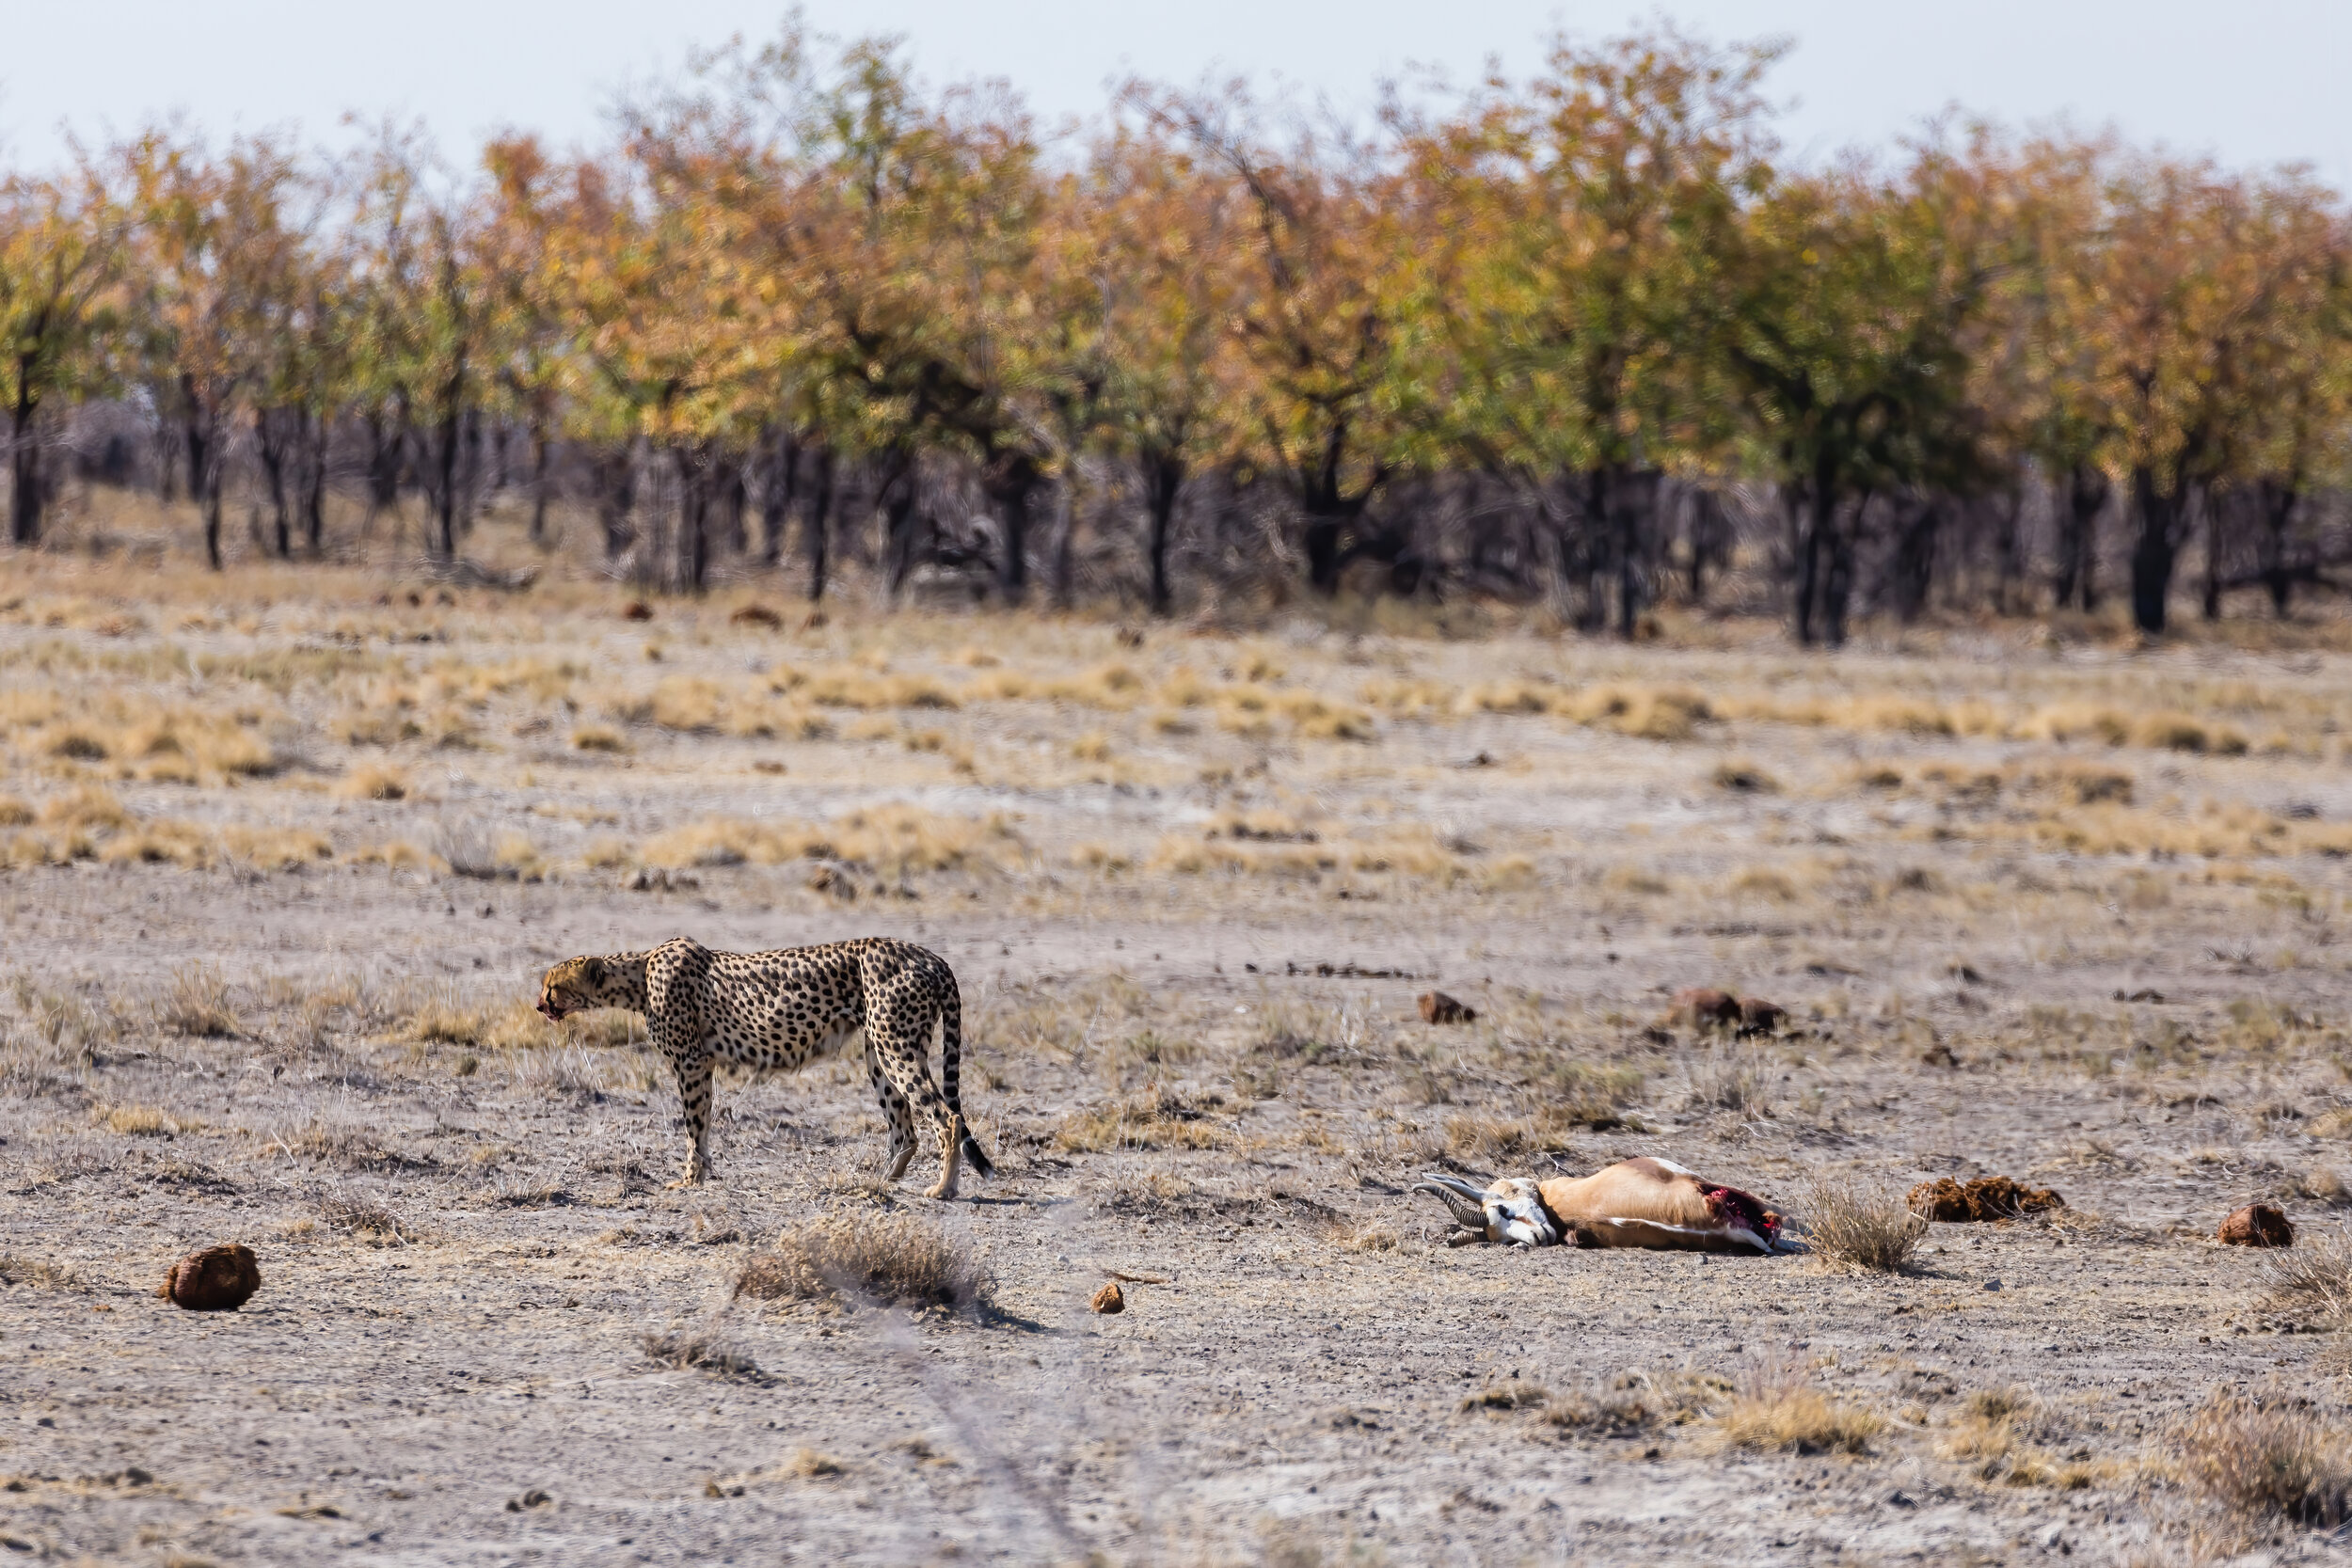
[940,979,995,1179]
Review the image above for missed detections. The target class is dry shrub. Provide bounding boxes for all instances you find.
[2181,1385,2352,1528]
[1328,1221,1401,1253]
[40,784,132,832]
[2261,1228,2352,1323]
[1545,1370,1732,1437]
[572,723,628,752]
[351,839,438,871]
[734,1211,993,1312]
[1718,1360,1881,1455]
[155,963,239,1037]
[338,764,409,801]
[1462,1383,1549,1413]
[642,804,1018,877]
[1712,760,1779,794]
[318,1194,420,1245]
[2020,703,2133,746]
[0,1253,78,1291]
[1796,1174,1925,1273]
[1684,1044,1772,1117]
[1444,1085,1635,1158]
[97,1103,171,1136]
[771,663,958,712]
[641,1325,762,1380]
[1724,864,1802,903]
[402,995,549,1052]
[0,795,29,826]
[1567,683,1711,741]
[1938,1386,2098,1489]
[1056,1085,1231,1151]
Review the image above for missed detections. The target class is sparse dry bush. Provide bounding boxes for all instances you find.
[1718,1360,1881,1455]
[734,1211,993,1312]
[1683,1044,1772,1117]
[2260,1227,2352,1323]
[0,1253,79,1291]
[1797,1174,1925,1273]
[318,1194,421,1244]
[96,1102,173,1136]
[1544,1370,1733,1437]
[2181,1385,2352,1528]
[642,804,1020,877]
[1056,1085,1232,1151]
[155,963,239,1037]
[641,1324,762,1380]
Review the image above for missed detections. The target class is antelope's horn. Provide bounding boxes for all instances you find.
[1413,1175,1492,1229]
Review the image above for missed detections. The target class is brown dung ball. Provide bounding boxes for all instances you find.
[1418,990,1476,1026]
[2218,1203,2295,1248]
[161,1243,261,1311]
[1090,1281,1125,1314]
[1672,988,1742,1030]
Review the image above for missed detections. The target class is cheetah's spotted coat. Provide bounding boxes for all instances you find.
[535,936,993,1197]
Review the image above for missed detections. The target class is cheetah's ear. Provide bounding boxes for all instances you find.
[583,958,605,984]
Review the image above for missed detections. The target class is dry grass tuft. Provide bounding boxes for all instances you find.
[318,1194,421,1245]
[1718,1360,1881,1455]
[735,1211,993,1312]
[2181,1385,2352,1528]
[1544,1370,1733,1437]
[97,1103,172,1136]
[155,963,239,1037]
[1796,1174,1926,1273]
[0,1253,79,1291]
[1462,1383,1549,1413]
[1055,1085,1232,1151]
[641,1325,762,1380]
[338,764,409,801]
[2260,1228,2352,1323]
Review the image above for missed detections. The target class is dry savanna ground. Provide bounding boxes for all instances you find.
[13,508,2352,1564]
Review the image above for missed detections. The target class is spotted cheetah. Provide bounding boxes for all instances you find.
[534,936,993,1198]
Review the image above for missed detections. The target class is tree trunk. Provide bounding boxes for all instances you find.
[759,430,797,566]
[256,408,292,558]
[804,444,834,603]
[2129,465,2184,636]
[8,378,40,546]
[433,409,460,558]
[1888,493,1940,624]
[1613,465,1655,639]
[302,409,326,555]
[185,405,222,571]
[881,459,922,596]
[528,420,550,546]
[987,455,1038,601]
[1051,475,1077,610]
[1822,495,1855,648]
[2053,464,2106,611]
[2260,478,2298,617]
[675,446,709,594]
[1143,450,1184,616]
[2199,485,2223,622]
[596,446,636,559]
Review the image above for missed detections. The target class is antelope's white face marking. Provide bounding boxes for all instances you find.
[1483,1178,1559,1248]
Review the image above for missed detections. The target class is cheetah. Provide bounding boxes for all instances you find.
[534,936,993,1198]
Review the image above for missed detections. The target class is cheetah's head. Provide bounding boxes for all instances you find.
[536,956,609,1022]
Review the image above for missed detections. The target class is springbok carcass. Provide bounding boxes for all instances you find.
[1415,1158,1790,1255]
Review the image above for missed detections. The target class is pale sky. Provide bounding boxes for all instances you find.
[6,2,2347,190]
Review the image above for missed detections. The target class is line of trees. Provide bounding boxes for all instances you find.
[3,23,2348,639]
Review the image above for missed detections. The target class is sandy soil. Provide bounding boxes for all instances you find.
[4,548,2352,1565]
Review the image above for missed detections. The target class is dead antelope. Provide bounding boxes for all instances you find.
[1415,1157,1788,1254]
